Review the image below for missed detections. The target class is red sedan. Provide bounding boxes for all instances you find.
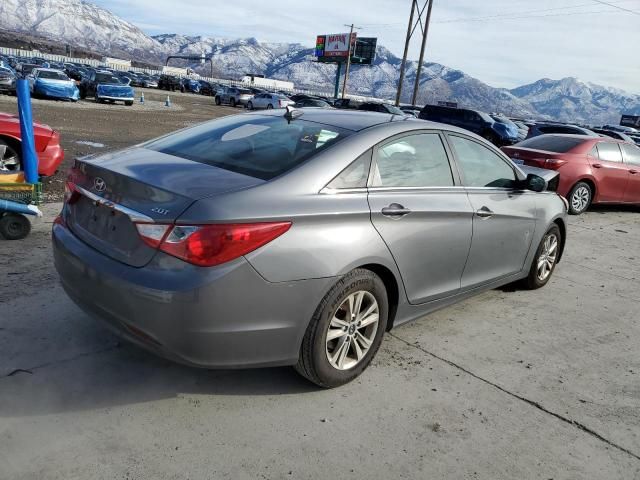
[0,112,64,177]
[503,135,640,214]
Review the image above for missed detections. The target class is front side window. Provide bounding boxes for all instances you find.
[596,143,623,162]
[449,135,516,188]
[621,144,640,165]
[371,133,454,188]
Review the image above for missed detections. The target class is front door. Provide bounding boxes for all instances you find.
[592,142,629,202]
[446,134,537,289]
[367,131,474,304]
[621,143,640,203]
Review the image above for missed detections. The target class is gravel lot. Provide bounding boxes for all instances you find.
[0,89,238,201]
[0,207,639,479]
[0,92,639,479]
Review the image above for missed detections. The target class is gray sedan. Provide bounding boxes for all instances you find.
[53,109,568,388]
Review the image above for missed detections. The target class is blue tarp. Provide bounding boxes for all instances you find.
[34,78,80,101]
[97,84,134,100]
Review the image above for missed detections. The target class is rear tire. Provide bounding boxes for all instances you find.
[524,224,561,290]
[267,104,273,110]
[230,98,236,107]
[247,101,254,110]
[295,268,388,388]
[0,213,31,240]
[125,100,133,106]
[0,139,21,173]
[568,181,592,215]
[215,96,221,105]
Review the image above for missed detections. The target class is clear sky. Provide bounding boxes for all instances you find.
[95,0,640,93]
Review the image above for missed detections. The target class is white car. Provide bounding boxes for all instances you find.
[247,93,294,110]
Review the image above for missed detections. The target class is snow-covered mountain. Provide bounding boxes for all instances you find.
[511,78,640,124]
[1,0,638,124]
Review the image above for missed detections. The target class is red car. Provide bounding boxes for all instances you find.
[503,134,640,214]
[0,112,64,177]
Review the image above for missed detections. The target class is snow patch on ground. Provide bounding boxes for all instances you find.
[75,141,105,148]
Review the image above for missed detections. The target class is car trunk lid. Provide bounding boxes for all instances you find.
[502,146,568,169]
[64,147,264,267]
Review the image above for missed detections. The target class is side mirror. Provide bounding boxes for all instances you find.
[526,173,546,192]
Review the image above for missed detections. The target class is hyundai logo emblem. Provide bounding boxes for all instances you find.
[93,177,107,192]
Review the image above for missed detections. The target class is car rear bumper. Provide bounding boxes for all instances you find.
[97,95,134,102]
[52,221,333,368]
[38,141,64,177]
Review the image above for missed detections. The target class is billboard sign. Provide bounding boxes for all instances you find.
[315,33,357,58]
[315,35,376,65]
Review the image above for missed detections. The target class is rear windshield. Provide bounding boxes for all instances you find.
[95,73,121,84]
[514,135,586,153]
[145,115,352,180]
[38,71,68,80]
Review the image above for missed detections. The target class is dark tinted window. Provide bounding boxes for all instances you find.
[146,115,351,180]
[449,135,516,188]
[621,144,640,165]
[326,150,372,189]
[596,143,623,162]
[95,73,121,84]
[37,71,68,80]
[371,133,454,187]
[515,136,586,153]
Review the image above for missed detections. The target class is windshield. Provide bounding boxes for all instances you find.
[515,135,586,153]
[145,115,351,180]
[95,73,122,84]
[38,71,69,80]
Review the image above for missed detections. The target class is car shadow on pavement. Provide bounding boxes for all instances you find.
[0,328,320,418]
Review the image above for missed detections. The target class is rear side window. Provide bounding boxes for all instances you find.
[371,133,454,188]
[596,143,623,162]
[326,150,372,189]
[145,115,351,180]
[515,136,586,153]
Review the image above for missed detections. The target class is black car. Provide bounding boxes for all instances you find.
[294,98,333,108]
[198,80,216,96]
[525,122,598,138]
[358,102,406,115]
[158,74,181,91]
[592,128,636,143]
[419,105,520,146]
[19,63,38,78]
[79,70,135,105]
[333,98,363,110]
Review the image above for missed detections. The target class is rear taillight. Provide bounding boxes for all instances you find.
[64,181,80,204]
[544,158,567,169]
[135,222,291,267]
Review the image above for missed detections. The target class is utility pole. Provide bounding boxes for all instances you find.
[395,0,435,106]
[411,0,434,106]
[341,24,359,99]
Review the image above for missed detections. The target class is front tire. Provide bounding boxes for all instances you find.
[215,96,221,105]
[125,100,133,106]
[568,181,592,215]
[247,101,254,110]
[524,224,561,289]
[295,268,388,388]
[230,98,236,107]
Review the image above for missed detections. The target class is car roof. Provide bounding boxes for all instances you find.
[246,108,411,131]
[34,67,65,73]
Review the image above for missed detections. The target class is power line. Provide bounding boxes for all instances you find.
[590,0,640,15]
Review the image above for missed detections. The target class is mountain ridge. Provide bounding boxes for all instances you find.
[1,0,638,124]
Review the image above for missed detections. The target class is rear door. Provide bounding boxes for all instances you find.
[621,143,640,203]
[593,142,629,202]
[446,134,537,288]
[367,131,474,304]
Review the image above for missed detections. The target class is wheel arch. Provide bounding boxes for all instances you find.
[0,134,22,157]
[358,263,400,331]
[573,177,597,202]
[552,217,567,263]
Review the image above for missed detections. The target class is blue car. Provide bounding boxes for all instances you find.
[29,68,80,101]
[80,70,135,106]
[419,105,519,146]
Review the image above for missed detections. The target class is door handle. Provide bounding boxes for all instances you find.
[476,206,494,218]
[630,169,638,175]
[381,203,411,217]
[592,163,603,168]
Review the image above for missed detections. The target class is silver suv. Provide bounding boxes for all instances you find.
[214,86,254,108]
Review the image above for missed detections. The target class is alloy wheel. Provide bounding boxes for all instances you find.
[571,186,590,212]
[536,233,558,282]
[325,290,379,370]
[0,144,20,173]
